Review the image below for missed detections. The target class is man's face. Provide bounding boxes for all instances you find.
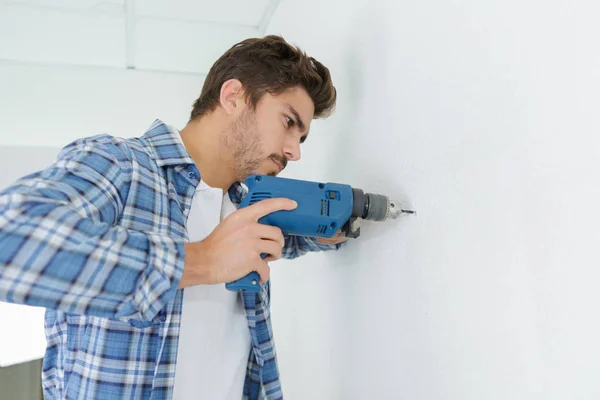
[221,86,315,181]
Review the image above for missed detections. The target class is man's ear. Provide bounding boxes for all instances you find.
[219,79,245,116]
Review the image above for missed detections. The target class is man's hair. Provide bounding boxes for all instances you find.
[190,35,336,120]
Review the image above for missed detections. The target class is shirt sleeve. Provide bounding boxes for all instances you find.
[0,135,185,323]
[281,234,345,259]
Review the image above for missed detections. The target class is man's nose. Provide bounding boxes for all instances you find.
[283,139,301,162]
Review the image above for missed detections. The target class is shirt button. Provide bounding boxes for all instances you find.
[159,315,166,322]
[188,171,196,179]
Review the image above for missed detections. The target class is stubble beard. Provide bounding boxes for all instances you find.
[220,108,264,181]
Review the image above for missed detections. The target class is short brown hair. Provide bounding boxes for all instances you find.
[190,35,336,120]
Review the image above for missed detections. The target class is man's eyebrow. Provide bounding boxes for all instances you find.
[286,104,307,133]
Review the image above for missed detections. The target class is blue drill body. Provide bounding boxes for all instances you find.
[225,174,355,292]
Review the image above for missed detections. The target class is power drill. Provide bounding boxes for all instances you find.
[225,174,414,292]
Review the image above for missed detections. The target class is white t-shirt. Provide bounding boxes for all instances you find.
[172,145,251,399]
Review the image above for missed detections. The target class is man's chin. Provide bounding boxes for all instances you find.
[259,166,280,177]
[240,169,278,180]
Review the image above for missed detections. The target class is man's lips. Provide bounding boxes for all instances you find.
[271,159,283,172]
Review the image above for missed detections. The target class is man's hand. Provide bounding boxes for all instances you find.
[180,198,297,288]
[316,230,349,245]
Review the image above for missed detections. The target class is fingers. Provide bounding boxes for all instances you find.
[316,237,348,245]
[263,255,278,263]
[254,225,285,247]
[256,239,283,261]
[244,198,298,221]
[316,230,348,245]
[254,262,271,283]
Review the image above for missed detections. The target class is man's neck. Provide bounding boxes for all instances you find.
[179,112,237,192]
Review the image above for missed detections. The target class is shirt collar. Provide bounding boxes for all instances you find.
[228,181,247,205]
[143,119,248,203]
[142,119,195,167]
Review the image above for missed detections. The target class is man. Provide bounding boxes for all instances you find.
[0,35,346,399]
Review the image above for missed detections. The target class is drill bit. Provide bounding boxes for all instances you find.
[387,199,416,219]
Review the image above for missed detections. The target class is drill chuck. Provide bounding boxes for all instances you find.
[351,189,402,221]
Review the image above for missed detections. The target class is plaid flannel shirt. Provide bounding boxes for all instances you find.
[0,120,340,399]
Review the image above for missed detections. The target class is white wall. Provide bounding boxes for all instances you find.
[0,1,264,75]
[0,61,205,147]
[267,1,600,399]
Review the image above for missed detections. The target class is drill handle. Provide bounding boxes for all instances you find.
[225,271,262,292]
[225,252,268,292]
[341,217,362,239]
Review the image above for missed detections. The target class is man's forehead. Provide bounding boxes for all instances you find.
[277,87,314,115]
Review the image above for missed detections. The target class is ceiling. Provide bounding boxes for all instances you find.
[0,0,281,75]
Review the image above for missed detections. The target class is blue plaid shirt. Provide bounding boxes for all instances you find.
[0,120,340,399]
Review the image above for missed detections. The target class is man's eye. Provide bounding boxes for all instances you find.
[285,116,295,127]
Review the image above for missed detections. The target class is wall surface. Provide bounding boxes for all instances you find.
[266,1,600,399]
[0,61,205,147]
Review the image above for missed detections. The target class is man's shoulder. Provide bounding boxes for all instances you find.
[55,120,192,182]
[57,130,165,171]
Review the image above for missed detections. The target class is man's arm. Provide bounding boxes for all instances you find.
[0,135,184,323]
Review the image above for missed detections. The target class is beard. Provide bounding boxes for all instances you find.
[220,107,263,180]
[220,108,287,180]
